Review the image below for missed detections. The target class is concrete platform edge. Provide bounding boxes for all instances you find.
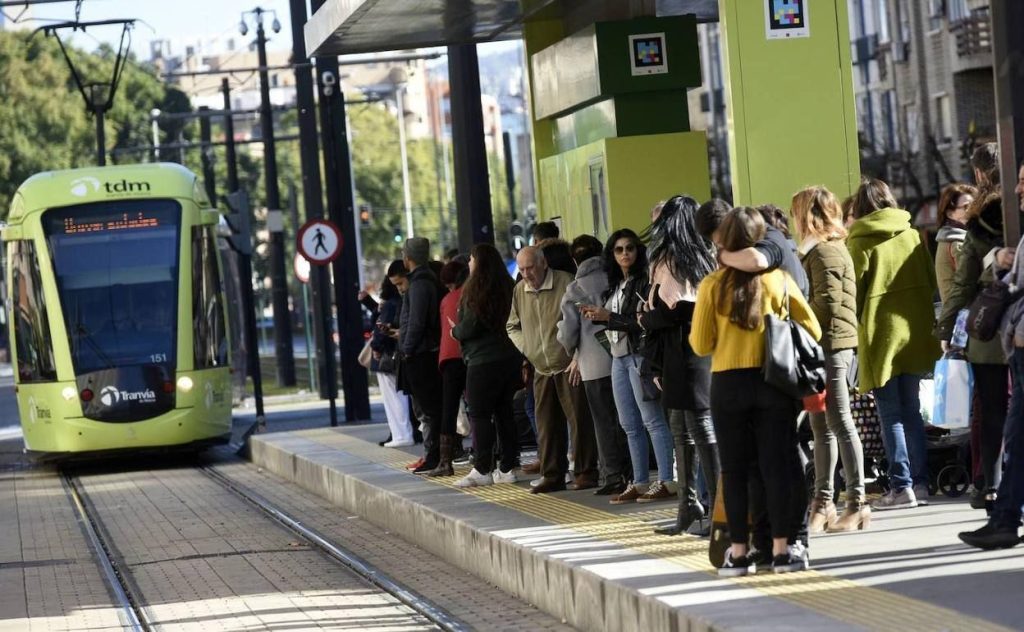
[249,433,717,632]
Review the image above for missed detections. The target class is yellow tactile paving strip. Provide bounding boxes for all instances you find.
[290,427,1011,632]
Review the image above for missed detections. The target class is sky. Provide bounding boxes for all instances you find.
[14,0,298,55]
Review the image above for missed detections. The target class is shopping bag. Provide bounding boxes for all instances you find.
[932,357,973,429]
[851,391,885,459]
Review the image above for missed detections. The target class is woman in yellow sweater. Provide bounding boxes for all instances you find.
[690,207,822,576]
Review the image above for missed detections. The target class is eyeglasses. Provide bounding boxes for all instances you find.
[614,244,637,254]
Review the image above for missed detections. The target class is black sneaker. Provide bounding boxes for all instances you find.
[747,547,770,569]
[958,523,1021,550]
[718,549,756,577]
[453,448,474,467]
[772,543,810,574]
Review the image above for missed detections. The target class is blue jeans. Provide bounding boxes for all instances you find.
[610,354,674,483]
[993,350,1024,527]
[872,373,928,491]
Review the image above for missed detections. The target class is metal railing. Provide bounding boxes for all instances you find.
[951,11,992,58]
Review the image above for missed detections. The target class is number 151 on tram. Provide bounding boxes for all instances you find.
[3,163,234,458]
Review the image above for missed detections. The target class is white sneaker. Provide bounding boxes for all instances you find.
[493,469,518,484]
[455,468,493,488]
[383,439,414,448]
[530,477,542,488]
[871,487,918,511]
[565,472,574,484]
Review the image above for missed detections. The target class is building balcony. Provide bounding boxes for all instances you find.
[950,11,993,73]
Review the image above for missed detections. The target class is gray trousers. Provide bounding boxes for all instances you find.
[810,349,866,507]
[583,376,631,485]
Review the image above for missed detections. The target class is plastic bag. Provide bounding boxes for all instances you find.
[932,357,973,429]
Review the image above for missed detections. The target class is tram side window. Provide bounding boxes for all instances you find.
[192,226,228,368]
[10,241,57,382]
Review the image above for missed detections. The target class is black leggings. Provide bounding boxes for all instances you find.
[710,369,805,545]
[440,359,467,436]
[465,357,521,474]
[972,363,1009,491]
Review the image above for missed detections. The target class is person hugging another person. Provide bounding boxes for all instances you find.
[690,207,821,576]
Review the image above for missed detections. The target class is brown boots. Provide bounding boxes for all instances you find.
[808,497,838,533]
[828,503,872,532]
[425,435,455,477]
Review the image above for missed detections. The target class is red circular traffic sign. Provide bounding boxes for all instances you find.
[296,218,342,265]
[293,253,311,283]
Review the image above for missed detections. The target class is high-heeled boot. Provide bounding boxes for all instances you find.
[691,439,720,536]
[827,501,871,532]
[808,495,838,533]
[655,436,704,535]
[425,435,455,477]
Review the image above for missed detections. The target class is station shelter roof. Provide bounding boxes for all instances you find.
[305,0,719,56]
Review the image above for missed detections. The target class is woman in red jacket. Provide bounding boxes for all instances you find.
[425,259,469,476]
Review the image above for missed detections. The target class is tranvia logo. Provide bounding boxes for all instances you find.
[98,386,157,407]
[70,176,101,197]
[99,386,121,406]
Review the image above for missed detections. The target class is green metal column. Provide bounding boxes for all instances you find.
[719,0,860,206]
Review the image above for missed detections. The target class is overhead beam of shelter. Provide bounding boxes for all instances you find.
[303,0,719,56]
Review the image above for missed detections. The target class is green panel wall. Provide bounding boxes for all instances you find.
[538,132,710,240]
[719,0,860,208]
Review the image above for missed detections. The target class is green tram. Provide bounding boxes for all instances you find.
[3,163,233,458]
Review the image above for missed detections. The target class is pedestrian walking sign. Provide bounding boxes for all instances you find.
[297,218,342,265]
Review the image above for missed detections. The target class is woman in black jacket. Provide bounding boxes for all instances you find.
[371,269,413,447]
[640,196,721,535]
[582,229,676,505]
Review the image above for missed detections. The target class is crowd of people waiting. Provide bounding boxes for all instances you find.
[358,142,1024,576]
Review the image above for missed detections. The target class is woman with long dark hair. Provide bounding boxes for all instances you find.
[451,243,522,487]
[690,208,820,575]
[582,229,676,505]
[639,195,721,536]
[425,260,469,477]
[371,266,413,447]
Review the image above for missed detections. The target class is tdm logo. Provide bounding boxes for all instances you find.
[104,180,151,194]
[98,386,156,407]
[99,386,121,406]
[70,177,101,197]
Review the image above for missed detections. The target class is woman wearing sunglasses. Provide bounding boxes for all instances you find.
[581,229,676,505]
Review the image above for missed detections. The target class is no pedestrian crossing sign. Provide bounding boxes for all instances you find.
[297,218,342,265]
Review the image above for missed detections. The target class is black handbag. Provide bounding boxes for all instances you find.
[762,283,826,399]
[966,269,1023,342]
[377,349,397,374]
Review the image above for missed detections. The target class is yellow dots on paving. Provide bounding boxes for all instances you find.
[298,429,1012,632]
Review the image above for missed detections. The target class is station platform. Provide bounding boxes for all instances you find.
[250,425,1024,632]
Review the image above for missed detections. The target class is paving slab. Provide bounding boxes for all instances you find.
[251,425,1024,632]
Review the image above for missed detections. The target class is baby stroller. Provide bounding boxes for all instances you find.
[925,425,972,497]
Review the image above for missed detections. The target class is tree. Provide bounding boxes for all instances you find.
[0,30,166,217]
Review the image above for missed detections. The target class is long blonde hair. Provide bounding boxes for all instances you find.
[792,186,847,242]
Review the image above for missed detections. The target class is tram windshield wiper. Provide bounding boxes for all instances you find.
[72,304,114,369]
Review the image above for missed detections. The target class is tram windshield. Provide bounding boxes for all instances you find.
[42,200,181,375]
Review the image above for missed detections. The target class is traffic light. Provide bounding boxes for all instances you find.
[392,227,403,244]
[359,204,371,227]
[222,190,252,256]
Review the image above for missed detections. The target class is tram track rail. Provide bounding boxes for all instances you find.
[61,470,149,632]
[60,458,471,632]
[198,464,471,632]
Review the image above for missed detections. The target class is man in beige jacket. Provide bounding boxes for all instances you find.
[508,247,598,493]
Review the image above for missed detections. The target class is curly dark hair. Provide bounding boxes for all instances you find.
[645,194,716,291]
[460,243,514,331]
[602,229,647,300]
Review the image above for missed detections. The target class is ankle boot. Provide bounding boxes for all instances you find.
[425,435,455,477]
[827,502,871,532]
[808,496,837,533]
[654,500,705,536]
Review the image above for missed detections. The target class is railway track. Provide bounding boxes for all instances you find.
[60,460,471,632]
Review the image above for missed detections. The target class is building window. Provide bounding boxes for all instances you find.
[934,93,953,144]
[928,0,945,31]
[898,0,912,45]
[884,90,898,150]
[904,103,920,153]
[878,0,891,43]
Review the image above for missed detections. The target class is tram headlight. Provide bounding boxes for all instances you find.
[177,376,194,393]
[61,387,77,401]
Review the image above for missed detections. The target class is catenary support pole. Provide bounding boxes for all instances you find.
[992,0,1024,244]
[448,44,494,250]
[199,106,216,205]
[222,79,240,192]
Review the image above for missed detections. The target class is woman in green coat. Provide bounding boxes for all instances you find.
[935,190,1010,509]
[847,178,941,511]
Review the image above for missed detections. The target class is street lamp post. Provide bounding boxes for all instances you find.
[241,6,296,388]
[390,67,415,239]
[150,108,161,161]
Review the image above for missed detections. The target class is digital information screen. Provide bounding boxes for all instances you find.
[629,32,669,76]
[58,211,163,235]
[765,0,810,40]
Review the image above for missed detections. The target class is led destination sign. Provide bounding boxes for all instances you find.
[61,211,162,235]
